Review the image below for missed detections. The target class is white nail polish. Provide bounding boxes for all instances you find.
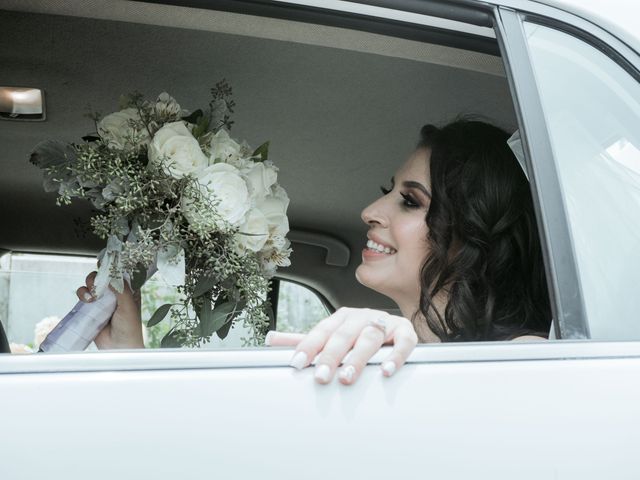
[83,292,93,302]
[289,351,308,370]
[264,331,275,346]
[339,365,356,383]
[315,364,331,383]
[381,361,396,377]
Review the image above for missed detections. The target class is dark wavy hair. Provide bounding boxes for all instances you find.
[416,119,551,341]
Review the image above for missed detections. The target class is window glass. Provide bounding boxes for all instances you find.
[524,23,640,339]
[276,281,330,334]
[0,253,329,351]
[0,253,95,352]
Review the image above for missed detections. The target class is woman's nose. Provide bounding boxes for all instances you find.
[361,196,388,227]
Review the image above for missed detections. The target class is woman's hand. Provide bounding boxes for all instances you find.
[266,307,418,385]
[76,271,145,349]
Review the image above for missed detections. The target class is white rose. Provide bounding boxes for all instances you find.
[245,162,278,201]
[210,129,241,165]
[259,187,290,236]
[235,209,269,253]
[149,121,207,179]
[183,163,250,229]
[98,108,150,150]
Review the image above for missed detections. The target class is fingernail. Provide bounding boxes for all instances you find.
[264,331,275,346]
[289,351,308,370]
[381,361,396,377]
[314,364,331,383]
[338,365,356,383]
[83,292,94,302]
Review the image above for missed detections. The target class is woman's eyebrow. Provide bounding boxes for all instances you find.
[403,180,431,198]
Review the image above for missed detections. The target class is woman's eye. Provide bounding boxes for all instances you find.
[400,192,420,209]
[379,185,391,195]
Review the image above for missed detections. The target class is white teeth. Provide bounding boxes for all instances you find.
[366,239,396,254]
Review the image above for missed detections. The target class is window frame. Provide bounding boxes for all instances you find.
[493,1,640,340]
[8,0,639,352]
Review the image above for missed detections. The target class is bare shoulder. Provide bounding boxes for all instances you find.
[511,335,547,342]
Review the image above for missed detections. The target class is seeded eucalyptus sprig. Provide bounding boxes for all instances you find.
[30,84,291,347]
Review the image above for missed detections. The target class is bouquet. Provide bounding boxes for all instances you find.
[30,81,291,349]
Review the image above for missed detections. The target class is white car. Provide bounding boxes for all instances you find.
[1,0,639,478]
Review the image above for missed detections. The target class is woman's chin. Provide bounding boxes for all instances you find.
[355,264,385,293]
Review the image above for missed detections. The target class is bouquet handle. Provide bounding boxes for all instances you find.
[39,264,158,353]
[38,290,118,352]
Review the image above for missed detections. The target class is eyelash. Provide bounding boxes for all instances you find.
[379,186,420,209]
[400,193,420,209]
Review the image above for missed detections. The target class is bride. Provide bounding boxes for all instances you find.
[77,119,552,384]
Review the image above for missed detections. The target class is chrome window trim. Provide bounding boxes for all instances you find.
[2,341,640,375]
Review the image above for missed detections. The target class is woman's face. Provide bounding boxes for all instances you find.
[356,148,432,312]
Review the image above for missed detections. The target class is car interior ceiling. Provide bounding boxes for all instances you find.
[0,1,518,312]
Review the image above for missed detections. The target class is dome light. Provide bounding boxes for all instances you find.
[0,87,45,121]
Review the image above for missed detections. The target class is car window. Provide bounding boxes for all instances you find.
[0,252,329,351]
[523,22,640,340]
[1,2,541,352]
[0,252,95,352]
[276,280,330,334]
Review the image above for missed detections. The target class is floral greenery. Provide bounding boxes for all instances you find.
[30,83,291,346]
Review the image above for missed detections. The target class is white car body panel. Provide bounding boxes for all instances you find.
[2,342,640,479]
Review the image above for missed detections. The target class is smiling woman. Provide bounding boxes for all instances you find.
[266,119,552,384]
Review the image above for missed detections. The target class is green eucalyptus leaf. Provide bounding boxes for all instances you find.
[204,301,236,338]
[160,329,181,348]
[199,297,214,337]
[192,274,217,298]
[215,298,247,339]
[252,141,269,162]
[182,108,203,124]
[192,113,211,139]
[131,263,147,291]
[216,318,233,339]
[147,303,172,327]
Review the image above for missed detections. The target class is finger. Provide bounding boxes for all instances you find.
[380,322,418,377]
[264,331,305,347]
[337,324,387,385]
[288,308,350,370]
[76,286,95,303]
[313,317,369,384]
[85,271,97,291]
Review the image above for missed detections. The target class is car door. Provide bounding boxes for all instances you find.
[1,1,640,479]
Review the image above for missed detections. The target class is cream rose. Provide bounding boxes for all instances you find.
[235,209,269,252]
[98,108,150,150]
[245,162,278,201]
[183,163,250,229]
[149,121,207,179]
